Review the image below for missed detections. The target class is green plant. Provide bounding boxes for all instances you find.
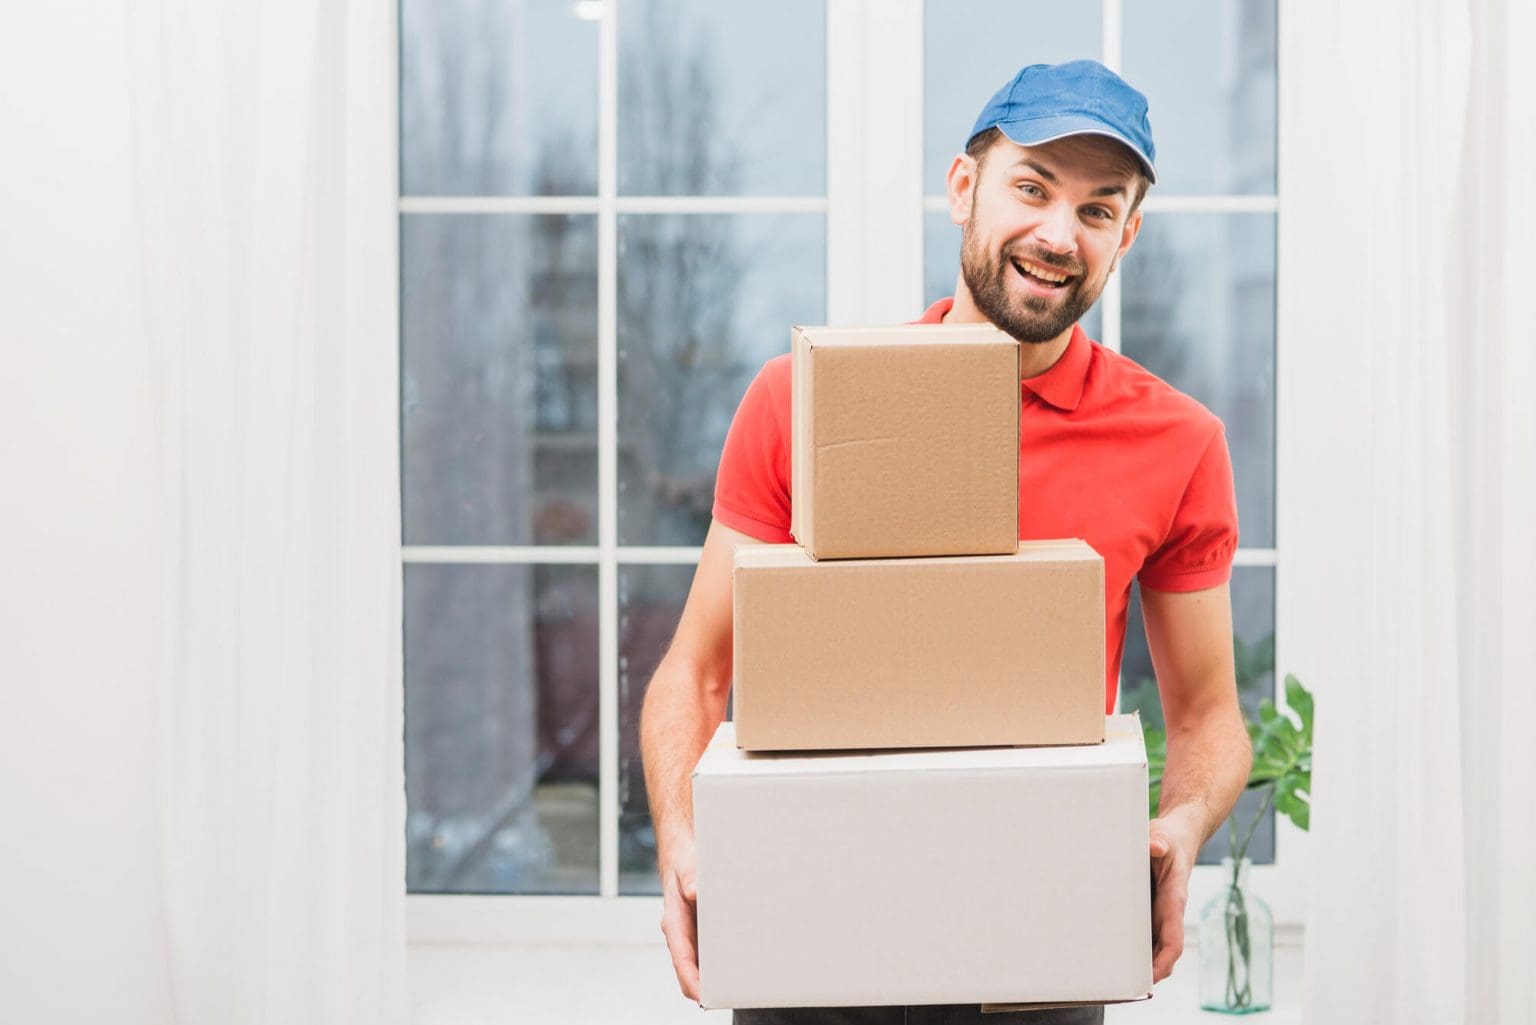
[1144,673,1314,1011]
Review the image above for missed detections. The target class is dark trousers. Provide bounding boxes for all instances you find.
[733,1005,1105,1025]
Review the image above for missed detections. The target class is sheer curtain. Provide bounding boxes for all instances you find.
[1451,2,1536,1023]
[1282,0,1536,1022]
[128,1,406,1023]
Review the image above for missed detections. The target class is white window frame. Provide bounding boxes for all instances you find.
[404,0,1304,947]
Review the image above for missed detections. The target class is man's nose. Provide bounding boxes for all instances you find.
[1031,203,1078,259]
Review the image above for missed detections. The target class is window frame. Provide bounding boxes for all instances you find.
[402,0,1305,944]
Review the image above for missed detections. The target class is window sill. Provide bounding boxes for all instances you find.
[407,923,1304,1024]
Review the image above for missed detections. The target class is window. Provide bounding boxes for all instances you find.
[401,0,1289,931]
[400,0,826,899]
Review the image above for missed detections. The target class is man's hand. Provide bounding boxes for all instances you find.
[1139,582,1252,983]
[641,520,755,1004]
[1148,806,1203,983]
[658,832,701,1002]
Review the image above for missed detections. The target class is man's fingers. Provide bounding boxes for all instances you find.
[1151,902,1184,980]
[660,878,702,1003]
[680,871,697,903]
[1149,875,1188,983]
[659,905,701,1001]
[1152,912,1185,982]
[1146,815,1196,983]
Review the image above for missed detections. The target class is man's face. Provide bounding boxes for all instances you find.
[956,135,1143,344]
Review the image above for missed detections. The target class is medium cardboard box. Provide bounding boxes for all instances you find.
[694,715,1154,1010]
[790,324,1019,560]
[732,540,1105,751]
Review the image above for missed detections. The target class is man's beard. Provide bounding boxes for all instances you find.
[960,215,1105,344]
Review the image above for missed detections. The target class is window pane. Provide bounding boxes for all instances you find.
[617,213,826,546]
[923,211,1103,341]
[400,0,599,196]
[1121,566,1275,864]
[406,564,599,894]
[618,0,826,196]
[403,214,599,546]
[923,1,1101,196]
[617,563,697,894]
[1121,212,1275,548]
[1122,0,1276,194]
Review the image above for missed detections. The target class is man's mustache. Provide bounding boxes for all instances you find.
[1004,246,1082,277]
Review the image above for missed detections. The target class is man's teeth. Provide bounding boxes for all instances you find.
[1016,259,1070,284]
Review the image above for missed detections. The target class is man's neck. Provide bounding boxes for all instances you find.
[943,283,1074,380]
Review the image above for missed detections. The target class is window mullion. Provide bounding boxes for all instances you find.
[1101,0,1123,351]
[597,0,620,900]
[1102,0,1123,72]
[827,0,924,324]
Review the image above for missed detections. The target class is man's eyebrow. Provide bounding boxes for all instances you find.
[1014,159,1058,183]
[1012,159,1129,199]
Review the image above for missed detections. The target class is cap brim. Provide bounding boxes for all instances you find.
[995,115,1157,184]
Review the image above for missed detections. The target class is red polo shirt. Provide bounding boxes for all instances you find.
[712,297,1239,711]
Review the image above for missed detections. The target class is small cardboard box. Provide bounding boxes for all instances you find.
[790,324,1020,560]
[732,540,1105,751]
[694,715,1154,1010]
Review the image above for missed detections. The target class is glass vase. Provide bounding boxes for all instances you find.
[1198,856,1273,1014]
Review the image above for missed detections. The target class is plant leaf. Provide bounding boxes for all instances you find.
[1248,676,1315,833]
[1273,773,1311,831]
[1144,723,1167,819]
[1285,673,1314,747]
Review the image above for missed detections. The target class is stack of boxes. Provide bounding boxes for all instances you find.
[692,325,1154,1011]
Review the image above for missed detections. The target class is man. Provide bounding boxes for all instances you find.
[640,60,1253,1025]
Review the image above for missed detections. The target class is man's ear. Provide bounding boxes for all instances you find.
[1114,208,1144,270]
[946,153,979,227]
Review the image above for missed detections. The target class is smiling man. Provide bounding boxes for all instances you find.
[640,60,1253,1025]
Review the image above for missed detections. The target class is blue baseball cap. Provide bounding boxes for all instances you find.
[968,60,1157,184]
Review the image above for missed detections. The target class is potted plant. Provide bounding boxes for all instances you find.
[1145,673,1314,1014]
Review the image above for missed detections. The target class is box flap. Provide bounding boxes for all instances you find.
[698,716,1145,777]
[797,323,1014,348]
[733,540,1099,571]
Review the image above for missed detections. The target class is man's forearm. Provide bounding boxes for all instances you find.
[1157,701,1252,844]
[640,654,731,866]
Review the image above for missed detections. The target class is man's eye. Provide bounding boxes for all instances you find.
[1019,183,1044,197]
[1084,207,1112,221]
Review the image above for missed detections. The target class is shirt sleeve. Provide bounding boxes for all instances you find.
[1137,424,1240,592]
[711,358,794,542]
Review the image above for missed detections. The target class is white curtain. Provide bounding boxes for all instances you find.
[1284,1,1536,1022]
[1451,2,1536,1022]
[128,1,407,1023]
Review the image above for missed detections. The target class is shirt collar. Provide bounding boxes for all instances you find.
[1021,322,1091,412]
[920,297,1091,413]
[915,297,953,323]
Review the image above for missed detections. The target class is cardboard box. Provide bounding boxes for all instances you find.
[790,324,1020,560]
[732,541,1105,751]
[694,715,1154,1010]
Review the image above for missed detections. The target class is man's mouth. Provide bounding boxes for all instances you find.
[1010,256,1076,293]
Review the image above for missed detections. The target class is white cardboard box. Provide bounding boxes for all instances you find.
[693,715,1153,1010]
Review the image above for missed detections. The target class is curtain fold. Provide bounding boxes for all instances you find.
[1287,1,1536,1022]
[128,2,405,1023]
[1453,1,1536,1023]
